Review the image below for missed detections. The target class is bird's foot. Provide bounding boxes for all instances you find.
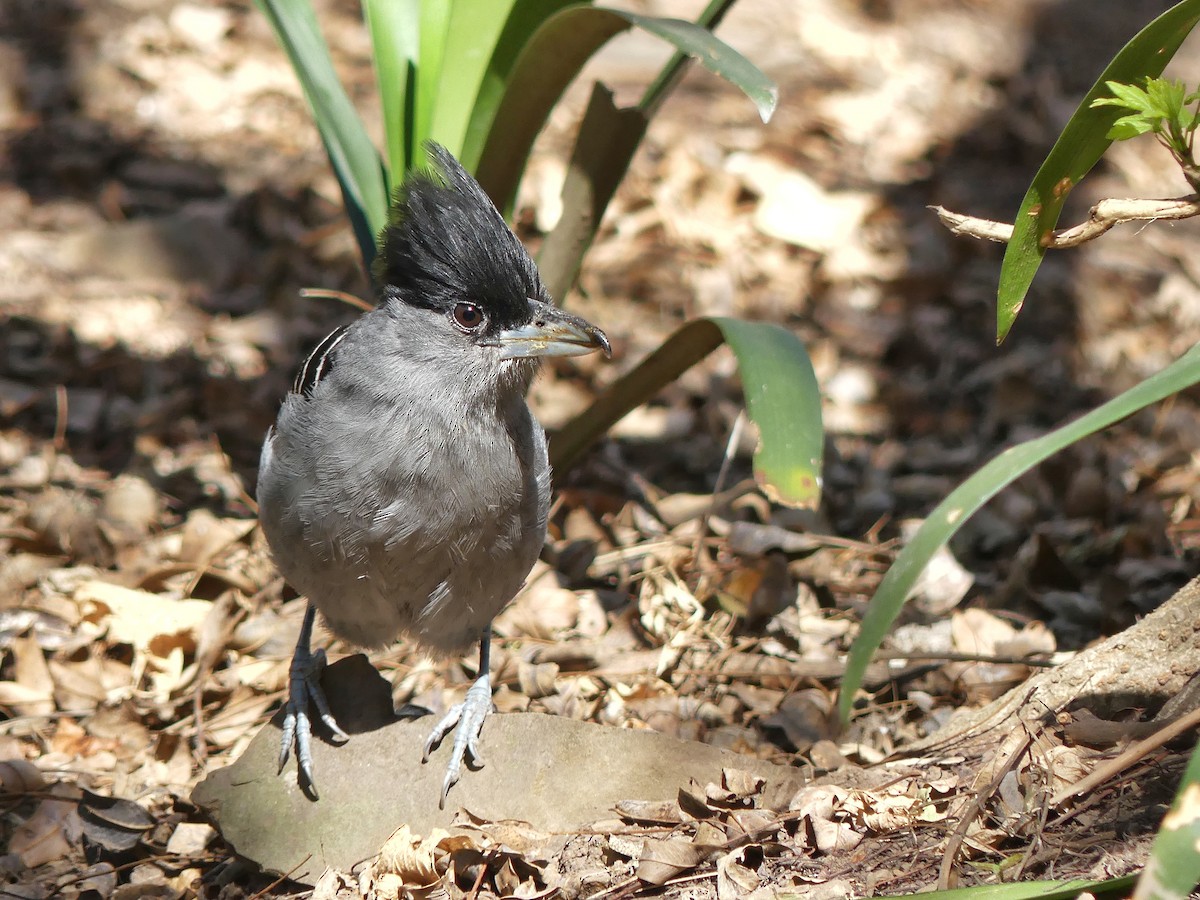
[422,672,493,807]
[278,644,350,795]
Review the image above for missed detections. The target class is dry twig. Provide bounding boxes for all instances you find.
[933,194,1200,248]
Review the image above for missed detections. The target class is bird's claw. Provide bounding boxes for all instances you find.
[422,673,494,808]
[278,645,349,795]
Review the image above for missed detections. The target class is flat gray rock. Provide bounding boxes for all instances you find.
[193,655,806,883]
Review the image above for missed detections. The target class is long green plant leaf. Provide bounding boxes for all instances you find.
[426,0,518,157]
[996,0,1200,342]
[551,318,822,508]
[475,6,777,211]
[537,0,735,302]
[838,341,1200,723]
[639,0,736,118]
[538,84,648,302]
[414,0,452,151]
[1133,739,1200,899]
[828,874,1134,900]
[455,0,578,171]
[362,0,419,185]
[255,0,389,270]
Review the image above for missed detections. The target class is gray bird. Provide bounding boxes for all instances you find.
[257,143,609,803]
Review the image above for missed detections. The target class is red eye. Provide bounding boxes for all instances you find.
[452,302,484,330]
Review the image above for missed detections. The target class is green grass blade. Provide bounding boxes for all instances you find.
[818,874,1135,900]
[1133,740,1200,899]
[622,13,776,123]
[718,317,822,507]
[414,0,452,149]
[362,0,419,184]
[537,84,648,303]
[550,318,823,508]
[996,0,1200,343]
[837,342,1200,724]
[475,6,776,211]
[425,0,520,158]
[639,0,736,119]
[459,0,578,171]
[255,0,388,270]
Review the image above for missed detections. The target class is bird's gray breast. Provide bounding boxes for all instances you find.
[258,380,549,654]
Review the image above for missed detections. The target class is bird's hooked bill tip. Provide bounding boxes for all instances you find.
[494,314,611,361]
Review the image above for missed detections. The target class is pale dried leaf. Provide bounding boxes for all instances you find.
[11,634,55,716]
[717,845,762,900]
[10,784,84,867]
[635,836,705,885]
[0,758,47,794]
[364,824,453,895]
[77,580,211,652]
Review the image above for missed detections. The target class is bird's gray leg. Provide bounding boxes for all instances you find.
[422,629,494,807]
[278,602,350,792]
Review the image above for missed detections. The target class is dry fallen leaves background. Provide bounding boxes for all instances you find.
[2,0,1200,897]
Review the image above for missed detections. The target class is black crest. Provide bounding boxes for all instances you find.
[372,143,545,330]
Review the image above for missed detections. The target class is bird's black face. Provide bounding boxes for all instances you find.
[374,143,608,380]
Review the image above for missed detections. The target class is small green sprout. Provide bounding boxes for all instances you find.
[1091,77,1200,190]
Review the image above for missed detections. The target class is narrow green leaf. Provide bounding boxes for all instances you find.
[996,0,1200,343]
[459,0,578,172]
[426,0,519,157]
[362,0,419,185]
[550,318,822,509]
[538,84,648,303]
[255,0,388,270]
[621,13,777,122]
[831,874,1134,900]
[639,0,736,119]
[717,318,822,507]
[1133,740,1200,900]
[476,6,777,211]
[414,1,452,148]
[837,342,1200,724]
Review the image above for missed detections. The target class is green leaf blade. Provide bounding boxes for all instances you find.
[476,6,777,212]
[996,0,1200,343]
[550,318,823,509]
[458,0,578,172]
[426,0,519,158]
[254,0,389,270]
[621,13,777,123]
[362,0,419,185]
[837,342,1200,724]
[711,317,822,507]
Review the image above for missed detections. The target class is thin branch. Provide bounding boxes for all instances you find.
[933,193,1200,248]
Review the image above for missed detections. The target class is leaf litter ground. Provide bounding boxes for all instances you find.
[1,0,1199,897]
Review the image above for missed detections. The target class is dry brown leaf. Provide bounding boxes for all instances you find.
[51,652,137,713]
[362,824,454,899]
[0,680,54,712]
[517,661,560,700]
[10,633,55,716]
[10,784,84,868]
[635,835,706,885]
[790,785,862,853]
[77,580,211,652]
[177,508,255,565]
[0,758,47,794]
[716,845,762,900]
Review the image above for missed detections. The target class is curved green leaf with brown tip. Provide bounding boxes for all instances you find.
[550,317,822,509]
